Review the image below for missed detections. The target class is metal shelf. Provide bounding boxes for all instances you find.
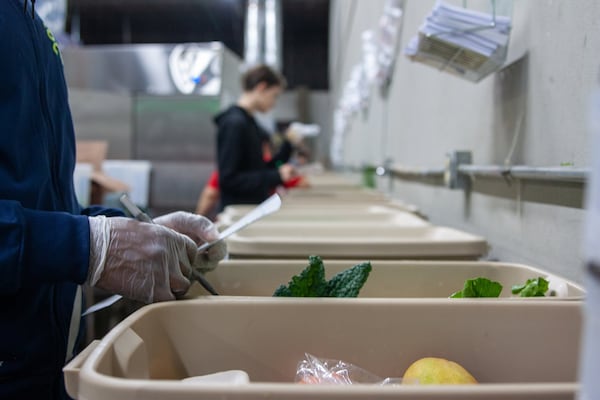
[373,164,588,185]
[458,165,589,183]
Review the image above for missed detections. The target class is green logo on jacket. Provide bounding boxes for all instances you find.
[45,25,61,60]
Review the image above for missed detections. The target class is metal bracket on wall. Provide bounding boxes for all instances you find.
[444,150,472,189]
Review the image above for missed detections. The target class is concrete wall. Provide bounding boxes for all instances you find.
[329,0,600,283]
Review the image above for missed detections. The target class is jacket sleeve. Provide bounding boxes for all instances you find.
[267,139,293,168]
[0,200,90,295]
[81,206,125,218]
[217,117,282,195]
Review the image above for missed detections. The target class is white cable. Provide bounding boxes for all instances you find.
[504,108,525,167]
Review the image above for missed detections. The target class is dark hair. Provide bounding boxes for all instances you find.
[241,64,286,91]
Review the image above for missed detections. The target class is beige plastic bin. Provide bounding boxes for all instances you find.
[226,225,489,260]
[283,187,386,200]
[217,209,430,229]
[306,178,362,189]
[220,202,419,220]
[64,298,581,400]
[186,259,584,299]
[300,171,362,189]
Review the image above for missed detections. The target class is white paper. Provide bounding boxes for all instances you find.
[404,0,511,82]
[82,294,122,317]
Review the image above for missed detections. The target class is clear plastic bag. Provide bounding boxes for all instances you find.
[295,353,404,385]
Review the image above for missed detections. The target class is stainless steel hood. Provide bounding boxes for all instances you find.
[62,42,236,96]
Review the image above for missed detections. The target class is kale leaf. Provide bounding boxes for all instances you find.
[450,277,503,298]
[511,277,549,297]
[273,256,371,298]
[273,255,327,297]
[325,261,372,297]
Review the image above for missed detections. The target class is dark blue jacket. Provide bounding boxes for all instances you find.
[0,2,122,398]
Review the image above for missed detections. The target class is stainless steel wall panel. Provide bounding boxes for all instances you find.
[148,161,215,213]
[133,95,218,162]
[69,88,133,159]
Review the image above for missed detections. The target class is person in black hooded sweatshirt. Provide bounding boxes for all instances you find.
[216,64,297,211]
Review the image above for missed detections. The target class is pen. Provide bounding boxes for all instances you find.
[119,194,220,296]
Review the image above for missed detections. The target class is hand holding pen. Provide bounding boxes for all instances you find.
[119,194,223,296]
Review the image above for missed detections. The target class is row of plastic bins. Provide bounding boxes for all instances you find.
[219,199,489,260]
[64,176,586,399]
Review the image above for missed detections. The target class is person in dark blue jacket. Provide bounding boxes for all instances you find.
[0,2,226,399]
[216,64,297,211]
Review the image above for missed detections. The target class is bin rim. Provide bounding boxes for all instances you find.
[76,299,582,399]
[210,258,584,298]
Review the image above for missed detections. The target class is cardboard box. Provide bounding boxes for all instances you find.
[76,141,129,205]
[102,160,152,208]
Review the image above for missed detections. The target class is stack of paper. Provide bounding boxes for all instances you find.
[405,1,511,82]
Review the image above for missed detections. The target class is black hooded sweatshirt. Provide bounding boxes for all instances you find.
[215,105,292,210]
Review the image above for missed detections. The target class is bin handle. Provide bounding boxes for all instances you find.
[63,340,101,399]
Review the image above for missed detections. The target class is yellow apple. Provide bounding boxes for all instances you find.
[403,357,478,384]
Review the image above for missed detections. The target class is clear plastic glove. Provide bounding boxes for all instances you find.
[88,216,195,303]
[153,211,227,273]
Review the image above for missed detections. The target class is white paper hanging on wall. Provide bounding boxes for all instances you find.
[376,0,405,86]
[403,1,512,82]
[330,1,406,167]
[339,64,370,115]
[331,62,371,166]
[330,109,348,167]
[362,30,379,85]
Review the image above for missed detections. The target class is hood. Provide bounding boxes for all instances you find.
[214,105,252,126]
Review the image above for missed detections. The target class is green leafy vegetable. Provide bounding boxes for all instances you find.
[273,255,327,297]
[450,277,503,298]
[325,261,372,297]
[273,256,372,298]
[511,277,549,297]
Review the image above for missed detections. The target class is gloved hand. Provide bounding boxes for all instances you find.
[88,216,196,303]
[153,211,227,273]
